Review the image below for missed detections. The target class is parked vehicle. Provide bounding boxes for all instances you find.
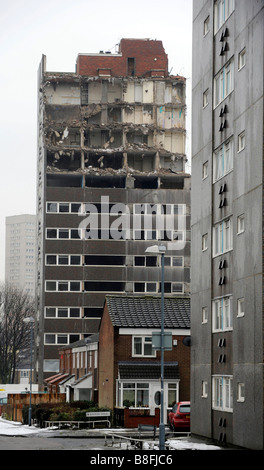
[168,401,190,431]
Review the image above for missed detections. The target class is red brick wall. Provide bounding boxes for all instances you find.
[115,333,190,401]
[76,38,168,77]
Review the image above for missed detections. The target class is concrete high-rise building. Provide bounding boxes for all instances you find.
[191,1,263,449]
[5,214,36,297]
[36,38,191,383]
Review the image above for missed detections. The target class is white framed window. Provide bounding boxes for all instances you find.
[45,280,82,292]
[212,376,233,412]
[214,0,235,33]
[238,131,245,152]
[46,202,82,214]
[237,298,245,317]
[203,89,209,108]
[202,307,208,324]
[204,16,210,36]
[172,282,184,294]
[212,296,233,332]
[118,382,150,408]
[213,218,233,256]
[134,282,158,293]
[202,381,208,398]
[202,233,208,251]
[237,214,245,234]
[133,336,155,357]
[45,307,81,318]
[214,59,234,107]
[46,254,82,266]
[238,48,246,70]
[44,333,80,345]
[202,161,209,179]
[213,138,233,181]
[237,383,245,402]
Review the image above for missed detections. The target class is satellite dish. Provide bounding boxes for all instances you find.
[183,336,191,347]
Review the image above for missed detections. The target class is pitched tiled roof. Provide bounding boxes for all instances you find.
[105,295,190,329]
[118,361,179,380]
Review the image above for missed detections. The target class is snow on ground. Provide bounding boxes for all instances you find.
[0,418,221,449]
[0,417,53,436]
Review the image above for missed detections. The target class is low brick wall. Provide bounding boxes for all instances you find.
[124,407,160,428]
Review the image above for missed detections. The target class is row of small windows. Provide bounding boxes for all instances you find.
[45,227,187,242]
[46,202,186,215]
[45,254,184,268]
[202,295,245,332]
[45,280,185,294]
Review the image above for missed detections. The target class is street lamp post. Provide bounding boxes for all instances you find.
[145,244,166,451]
[23,317,34,426]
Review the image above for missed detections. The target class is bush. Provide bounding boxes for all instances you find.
[23,401,112,427]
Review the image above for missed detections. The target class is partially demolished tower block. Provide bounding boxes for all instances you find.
[36,38,191,382]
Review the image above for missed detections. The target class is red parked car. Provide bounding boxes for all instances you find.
[168,401,190,431]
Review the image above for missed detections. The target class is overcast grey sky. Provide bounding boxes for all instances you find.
[0,0,193,280]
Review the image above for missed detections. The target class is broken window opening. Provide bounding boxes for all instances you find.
[127,132,148,145]
[159,176,184,189]
[47,151,81,171]
[83,307,103,318]
[108,107,122,123]
[127,58,136,76]
[85,152,123,170]
[84,255,125,266]
[46,174,83,188]
[134,176,158,189]
[84,282,125,292]
[85,175,126,188]
[127,153,155,172]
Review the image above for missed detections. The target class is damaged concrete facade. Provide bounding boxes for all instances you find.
[36,38,190,383]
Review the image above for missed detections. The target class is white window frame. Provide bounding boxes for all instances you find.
[44,333,80,345]
[203,89,209,108]
[202,233,208,251]
[213,217,233,257]
[132,336,156,358]
[202,161,209,179]
[212,375,233,412]
[238,131,245,152]
[237,214,245,234]
[237,298,245,317]
[172,282,184,294]
[45,254,82,266]
[202,306,208,324]
[213,138,233,181]
[214,59,234,107]
[46,202,82,214]
[237,382,245,402]
[238,48,246,71]
[214,0,235,33]
[203,16,210,36]
[45,307,81,319]
[133,282,158,294]
[202,381,208,398]
[45,280,82,292]
[212,296,233,332]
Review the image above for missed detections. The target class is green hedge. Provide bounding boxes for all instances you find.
[22,401,111,427]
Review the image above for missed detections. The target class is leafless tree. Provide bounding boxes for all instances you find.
[0,283,35,383]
